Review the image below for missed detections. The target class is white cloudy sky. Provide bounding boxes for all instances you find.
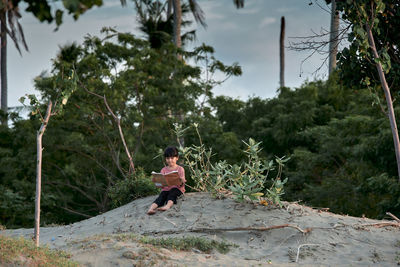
[8,0,332,108]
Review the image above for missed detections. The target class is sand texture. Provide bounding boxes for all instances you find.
[2,192,400,266]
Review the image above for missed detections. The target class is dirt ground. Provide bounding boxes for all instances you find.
[2,192,400,266]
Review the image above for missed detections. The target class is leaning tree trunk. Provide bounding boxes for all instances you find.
[172,0,182,49]
[366,24,400,182]
[0,11,7,126]
[34,101,53,247]
[328,0,339,77]
[279,16,285,88]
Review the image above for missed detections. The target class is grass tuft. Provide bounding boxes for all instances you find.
[0,235,78,267]
[139,236,237,254]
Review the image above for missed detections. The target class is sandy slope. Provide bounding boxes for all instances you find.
[2,192,400,266]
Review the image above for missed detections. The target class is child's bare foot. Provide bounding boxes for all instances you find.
[147,209,156,215]
[157,205,170,211]
[157,200,173,211]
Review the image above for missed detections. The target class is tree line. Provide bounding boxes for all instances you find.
[1,0,400,228]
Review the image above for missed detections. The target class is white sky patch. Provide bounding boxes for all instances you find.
[235,8,260,15]
[276,7,296,13]
[259,17,276,28]
[217,21,240,31]
[200,1,226,21]
[103,0,125,8]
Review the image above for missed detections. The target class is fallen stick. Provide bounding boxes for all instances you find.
[143,224,311,235]
[190,224,312,234]
[356,222,400,228]
[386,212,400,223]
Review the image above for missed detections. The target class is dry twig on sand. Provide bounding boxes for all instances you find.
[386,212,400,223]
[190,224,312,234]
[355,222,400,229]
[144,224,312,235]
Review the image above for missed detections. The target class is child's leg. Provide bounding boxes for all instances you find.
[147,191,168,215]
[157,188,182,211]
[157,200,174,211]
[147,203,158,215]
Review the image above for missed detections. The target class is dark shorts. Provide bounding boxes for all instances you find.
[153,188,183,207]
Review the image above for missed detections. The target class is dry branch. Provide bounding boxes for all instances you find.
[386,212,400,223]
[355,222,400,229]
[143,224,312,235]
[81,83,135,174]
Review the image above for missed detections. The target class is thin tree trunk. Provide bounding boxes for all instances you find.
[328,0,339,76]
[172,0,184,146]
[34,101,53,247]
[279,16,285,88]
[102,96,135,174]
[366,24,400,181]
[167,0,173,19]
[172,0,182,49]
[0,11,7,126]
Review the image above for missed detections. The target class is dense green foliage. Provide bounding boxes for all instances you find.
[212,77,400,218]
[0,29,241,228]
[2,65,399,227]
[2,1,400,228]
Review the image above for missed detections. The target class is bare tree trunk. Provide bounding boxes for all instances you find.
[34,101,53,247]
[0,11,7,126]
[102,96,135,174]
[279,16,285,88]
[172,0,185,146]
[366,24,400,181]
[167,0,173,19]
[328,0,339,76]
[172,0,182,49]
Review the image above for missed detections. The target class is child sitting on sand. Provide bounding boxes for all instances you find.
[147,146,186,215]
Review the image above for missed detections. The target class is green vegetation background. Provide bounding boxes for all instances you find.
[2,0,400,228]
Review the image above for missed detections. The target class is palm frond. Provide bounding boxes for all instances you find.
[188,0,206,28]
[233,0,244,9]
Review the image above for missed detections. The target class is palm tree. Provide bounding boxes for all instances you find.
[134,0,197,49]
[171,0,206,49]
[0,0,28,126]
[170,0,244,49]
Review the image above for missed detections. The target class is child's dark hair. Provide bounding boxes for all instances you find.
[164,146,179,158]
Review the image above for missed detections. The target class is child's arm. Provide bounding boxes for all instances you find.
[179,167,186,184]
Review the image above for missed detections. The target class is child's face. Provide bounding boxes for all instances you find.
[165,156,178,168]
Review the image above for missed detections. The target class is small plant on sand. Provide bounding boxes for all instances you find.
[139,235,236,254]
[173,123,289,206]
[0,235,78,266]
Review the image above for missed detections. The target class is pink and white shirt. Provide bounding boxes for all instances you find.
[160,165,186,193]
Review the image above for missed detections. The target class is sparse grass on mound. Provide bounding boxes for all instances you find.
[112,233,237,254]
[139,236,236,254]
[0,235,78,267]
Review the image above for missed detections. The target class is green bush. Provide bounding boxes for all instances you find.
[108,167,159,208]
[175,123,289,206]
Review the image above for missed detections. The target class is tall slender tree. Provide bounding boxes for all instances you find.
[0,1,28,126]
[328,0,339,76]
[279,16,285,88]
[172,0,182,49]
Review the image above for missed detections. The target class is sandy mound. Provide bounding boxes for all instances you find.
[2,192,400,266]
